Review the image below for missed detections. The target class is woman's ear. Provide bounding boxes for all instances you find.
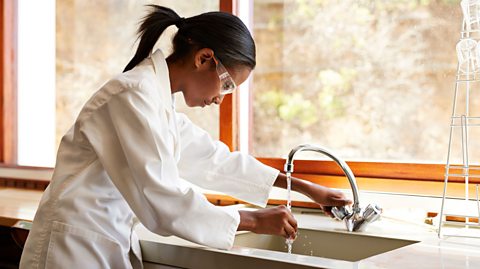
[194,48,215,69]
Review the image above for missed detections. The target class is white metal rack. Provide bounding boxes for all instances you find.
[438,0,480,239]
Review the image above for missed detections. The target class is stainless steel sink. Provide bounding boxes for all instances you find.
[233,228,419,262]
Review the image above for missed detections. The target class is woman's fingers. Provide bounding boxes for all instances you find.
[282,207,297,239]
[286,208,297,226]
[242,205,298,239]
[321,205,334,217]
[283,221,297,239]
[280,206,297,236]
[287,213,298,237]
[283,227,296,239]
[329,196,353,207]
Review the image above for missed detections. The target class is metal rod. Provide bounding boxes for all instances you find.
[451,124,480,127]
[447,165,480,170]
[461,115,470,224]
[444,213,479,218]
[477,184,480,225]
[445,174,480,178]
[438,76,459,238]
[453,116,480,119]
[442,234,480,239]
[466,116,471,223]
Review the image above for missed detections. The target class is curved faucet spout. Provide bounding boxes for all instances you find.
[284,144,381,232]
[284,144,360,213]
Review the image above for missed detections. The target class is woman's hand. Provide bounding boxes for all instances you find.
[238,206,297,239]
[304,183,352,217]
[273,173,352,218]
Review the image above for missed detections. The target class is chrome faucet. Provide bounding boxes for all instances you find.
[284,144,382,232]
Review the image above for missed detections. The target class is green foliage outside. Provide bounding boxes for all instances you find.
[252,0,471,162]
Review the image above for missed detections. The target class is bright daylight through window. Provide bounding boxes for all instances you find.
[250,0,474,165]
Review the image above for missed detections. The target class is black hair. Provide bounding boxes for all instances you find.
[123,5,256,72]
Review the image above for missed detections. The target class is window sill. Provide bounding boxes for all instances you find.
[0,160,471,204]
[0,166,52,190]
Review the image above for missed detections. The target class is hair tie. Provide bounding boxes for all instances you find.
[174,17,186,29]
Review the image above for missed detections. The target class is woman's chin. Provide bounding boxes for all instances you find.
[184,99,203,108]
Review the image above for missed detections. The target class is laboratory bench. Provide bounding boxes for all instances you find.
[1,187,480,269]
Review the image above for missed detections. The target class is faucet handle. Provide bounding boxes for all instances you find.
[331,206,356,232]
[362,204,382,223]
[331,206,351,221]
[350,204,382,232]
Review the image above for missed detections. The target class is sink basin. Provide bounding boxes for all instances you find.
[233,228,418,262]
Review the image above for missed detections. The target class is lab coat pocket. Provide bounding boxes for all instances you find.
[45,221,127,269]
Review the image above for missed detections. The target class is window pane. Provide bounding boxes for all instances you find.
[17,0,56,167]
[251,0,471,163]
[54,1,218,166]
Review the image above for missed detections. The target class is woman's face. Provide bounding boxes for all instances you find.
[182,49,251,107]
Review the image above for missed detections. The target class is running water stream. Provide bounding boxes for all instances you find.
[286,172,293,254]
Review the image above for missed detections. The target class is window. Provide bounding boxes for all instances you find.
[16,0,219,167]
[250,0,468,164]
[17,0,55,167]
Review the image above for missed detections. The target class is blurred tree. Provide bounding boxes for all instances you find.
[252,0,467,162]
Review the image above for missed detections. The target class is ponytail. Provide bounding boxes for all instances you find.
[123,5,183,72]
[124,5,256,73]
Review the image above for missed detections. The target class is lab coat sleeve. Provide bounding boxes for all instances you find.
[175,112,279,208]
[80,79,240,250]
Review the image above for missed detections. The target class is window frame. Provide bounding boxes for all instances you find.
[1,0,17,165]
[1,0,476,197]
[219,2,240,152]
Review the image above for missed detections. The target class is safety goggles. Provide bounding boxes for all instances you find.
[213,55,237,95]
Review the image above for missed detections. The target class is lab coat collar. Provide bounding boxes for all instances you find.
[150,49,174,113]
[150,49,180,161]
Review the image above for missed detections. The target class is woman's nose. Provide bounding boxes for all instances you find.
[213,96,224,105]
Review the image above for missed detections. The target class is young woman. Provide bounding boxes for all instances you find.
[20,5,351,269]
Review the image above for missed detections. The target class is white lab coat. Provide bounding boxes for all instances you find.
[19,50,279,269]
